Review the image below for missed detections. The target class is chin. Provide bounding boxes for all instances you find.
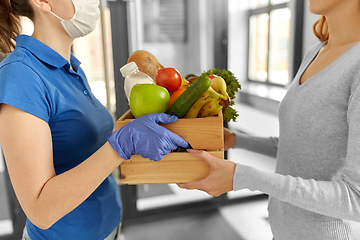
[308,2,323,15]
[308,0,342,15]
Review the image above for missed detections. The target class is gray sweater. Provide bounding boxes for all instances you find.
[233,41,360,240]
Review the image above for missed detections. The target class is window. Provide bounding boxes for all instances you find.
[248,0,291,86]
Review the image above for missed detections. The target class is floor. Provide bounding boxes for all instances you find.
[0,193,273,240]
[218,197,272,240]
[119,192,272,240]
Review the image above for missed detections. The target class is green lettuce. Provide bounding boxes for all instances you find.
[200,68,241,123]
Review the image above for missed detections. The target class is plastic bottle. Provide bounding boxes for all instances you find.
[120,62,155,101]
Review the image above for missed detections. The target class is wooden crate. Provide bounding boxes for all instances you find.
[116,109,224,184]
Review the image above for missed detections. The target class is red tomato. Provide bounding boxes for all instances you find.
[207,74,218,79]
[156,67,182,92]
[187,76,197,82]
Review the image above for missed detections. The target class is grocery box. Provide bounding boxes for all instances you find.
[115,109,224,184]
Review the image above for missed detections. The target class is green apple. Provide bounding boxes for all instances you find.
[130,84,170,118]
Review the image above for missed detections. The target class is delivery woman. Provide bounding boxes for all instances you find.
[180,0,360,239]
[0,0,188,239]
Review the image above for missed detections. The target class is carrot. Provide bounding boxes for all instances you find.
[168,87,187,108]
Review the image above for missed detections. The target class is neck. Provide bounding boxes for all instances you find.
[32,20,74,62]
[325,4,360,47]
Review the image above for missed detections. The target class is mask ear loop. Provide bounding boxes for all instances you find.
[49,0,78,22]
[50,11,64,21]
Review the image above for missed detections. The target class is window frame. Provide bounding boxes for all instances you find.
[246,1,302,87]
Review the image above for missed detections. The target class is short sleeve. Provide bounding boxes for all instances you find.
[0,62,51,122]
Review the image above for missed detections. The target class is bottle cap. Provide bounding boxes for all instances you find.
[120,62,138,77]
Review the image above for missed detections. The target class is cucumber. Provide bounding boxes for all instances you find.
[167,76,211,118]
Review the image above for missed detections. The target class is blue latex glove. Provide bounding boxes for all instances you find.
[108,113,189,161]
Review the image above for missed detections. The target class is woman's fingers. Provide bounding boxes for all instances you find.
[179,149,236,196]
[178,179,205,191]
[187,149,219,167]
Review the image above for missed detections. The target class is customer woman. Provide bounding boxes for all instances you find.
[0,0,188,239]
[180,1,360,239]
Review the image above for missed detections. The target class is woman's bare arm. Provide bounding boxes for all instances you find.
[0,104,124,229]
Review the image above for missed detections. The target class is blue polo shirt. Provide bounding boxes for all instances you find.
[0,35,121,240]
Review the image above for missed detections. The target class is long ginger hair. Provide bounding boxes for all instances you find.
[313,15,329,42]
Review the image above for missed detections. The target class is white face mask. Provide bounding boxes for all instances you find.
[50,0,100,39]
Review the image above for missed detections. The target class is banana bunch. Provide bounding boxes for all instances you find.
[184,76,230,118]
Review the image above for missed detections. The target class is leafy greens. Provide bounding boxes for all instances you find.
[200,68,241,123]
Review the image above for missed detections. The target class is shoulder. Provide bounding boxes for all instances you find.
[0,60,43,90]
[303,41,325,60]
[295,41,325,75]
[0,48,41,78]
[0,60,52,122]
[345,43,360,88]
[342,44,360,106]
[347,43,360,67]
[0,56,52,103]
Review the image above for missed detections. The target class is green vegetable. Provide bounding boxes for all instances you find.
[167,76,211,118]
[200,68,241,123]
